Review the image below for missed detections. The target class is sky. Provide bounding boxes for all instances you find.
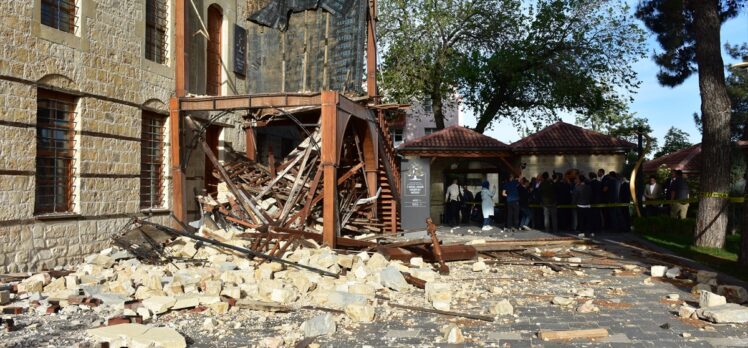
[462,5,748,145]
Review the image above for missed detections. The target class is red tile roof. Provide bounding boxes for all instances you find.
[398,125,510,151]
[643,143,702,174]
[510,121,636,154]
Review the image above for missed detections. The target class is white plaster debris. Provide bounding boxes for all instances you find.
[4,221,747,347]
[650,265,668,278]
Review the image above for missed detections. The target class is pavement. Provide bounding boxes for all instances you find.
[1,225,747,347]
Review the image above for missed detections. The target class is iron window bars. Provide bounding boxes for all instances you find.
[35,90,77,214]
[41,0,78,34]
[140,112,166,208]
[145,0,169,64]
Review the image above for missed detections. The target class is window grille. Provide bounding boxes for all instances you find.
[41,0,78,34]
[35,90,76,214]
[140,112,165,208]
[145,0,168,64]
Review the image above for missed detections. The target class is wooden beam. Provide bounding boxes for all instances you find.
[169,97,186,226]
[538,329,609,341]
[366,0,378,100]
[245,126,256,161]
[179,93,323,111]
[320,91,340,247]
[175,0,187,97]
[337,162,364,185]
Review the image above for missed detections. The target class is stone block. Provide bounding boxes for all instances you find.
[491,299,514,316]
[700,291,727,308]
[650,265,667,277]
[302,313,336,337]
[717,285,748,304]
[697,303,748,323]
[142,296,176,314]
[345,303,375,323]
[380,267,409,292]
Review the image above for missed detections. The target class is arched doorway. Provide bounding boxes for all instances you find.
[206,4,223,96]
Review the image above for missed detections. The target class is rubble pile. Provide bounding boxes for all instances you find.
[0,219,473,346]
[2,226,747,346]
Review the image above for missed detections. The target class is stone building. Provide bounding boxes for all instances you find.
[511,121,636,177]
[0,0,247,272]
[388,98,461,147]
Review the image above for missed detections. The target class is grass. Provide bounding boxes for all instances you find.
[633,216,746,281]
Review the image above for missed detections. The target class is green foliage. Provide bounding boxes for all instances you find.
[653,127,692,158]
[635,0,746,87]
[379,0,646,133]
[461,0,646,133]
[378,0,513,127]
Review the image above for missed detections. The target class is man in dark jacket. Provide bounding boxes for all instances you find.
[554,173,572,230]
[619,177,632,232]
[518,178,532,230]
[604,172,623,232]
[588,172,603,233]
[461,185,475,225]
[539,172,558,233]
[573,174,592,236]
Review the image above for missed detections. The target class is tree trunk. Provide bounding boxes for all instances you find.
[474,96,503,133]
[431,89,445,129]
[691,0,732,248]
[741,163,748,266]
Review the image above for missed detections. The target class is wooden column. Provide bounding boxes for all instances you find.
[366,169,378,218]
[169,97,186,224]
[175,0,187,96]
[321,91,340,247]
[366,0,378,100]
[245,126,256,161]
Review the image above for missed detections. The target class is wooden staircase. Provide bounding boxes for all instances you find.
[375,111,401,233]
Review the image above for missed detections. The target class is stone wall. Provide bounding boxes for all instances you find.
[0,0,246,272]
[520,154,626,178]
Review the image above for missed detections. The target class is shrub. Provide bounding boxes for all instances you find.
[632,216,696,241]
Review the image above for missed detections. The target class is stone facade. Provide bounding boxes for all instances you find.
[399,98,461,145]
[0,0,247,272]
[519,153,627,178]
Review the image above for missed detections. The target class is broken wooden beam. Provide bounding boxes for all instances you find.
[537,328,609,341]
[387,302,494,322]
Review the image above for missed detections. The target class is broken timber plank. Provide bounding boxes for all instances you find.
[236,300,292,313]
[387,303,494,322]
[537,328,609,341]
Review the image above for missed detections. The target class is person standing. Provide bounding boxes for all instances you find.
[519,178,532,230]
[554,173,572,230]
[461,185,474,225]
[480,181,496,231]
[670,170,690,219]
[445,178,462,227]
[643,175,663,216]
[539,172,558,233]
[619,175,632,232]
[573,174,592,236]
[588,172,603,233]
[604,171,623,232]
[502,174,520,231]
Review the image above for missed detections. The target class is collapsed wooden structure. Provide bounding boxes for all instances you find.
[169,92,403,247]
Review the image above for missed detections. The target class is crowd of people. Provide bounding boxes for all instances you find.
[444,169,692,235]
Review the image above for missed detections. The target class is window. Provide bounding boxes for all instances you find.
[423,97,433,113]
[140,112,165,208]
[41,0,78,34]
[145,0,168,64]
[35,89,76,214]
[424,127,437,135]
[391,128,404,147]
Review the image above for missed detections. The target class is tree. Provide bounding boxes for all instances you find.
[378,0,513,129]
[654,127,692,158]
[461,0,646,133]
[636,0,745,248]
[577,112,659,157]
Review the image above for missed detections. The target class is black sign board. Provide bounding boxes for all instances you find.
[233,25,247,76]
